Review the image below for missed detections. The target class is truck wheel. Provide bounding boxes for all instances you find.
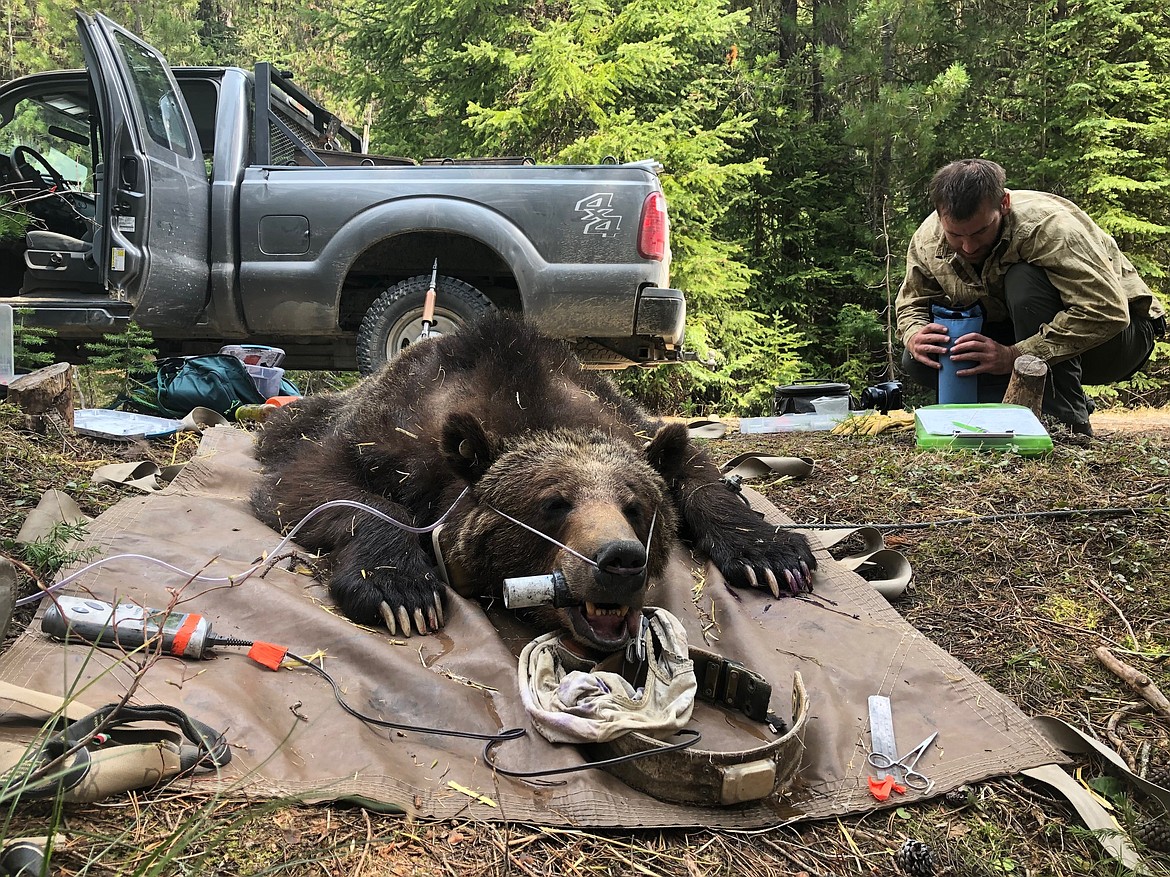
[356,275,497,374]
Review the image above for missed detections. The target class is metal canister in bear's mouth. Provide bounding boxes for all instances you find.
[503,570,574,609]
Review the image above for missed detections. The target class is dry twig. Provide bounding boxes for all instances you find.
[1095,646,1170,719]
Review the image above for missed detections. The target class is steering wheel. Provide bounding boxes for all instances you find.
[12,145,66,191]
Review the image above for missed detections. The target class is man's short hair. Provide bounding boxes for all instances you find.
[929,159,1006,220]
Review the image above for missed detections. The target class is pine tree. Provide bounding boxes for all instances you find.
[12,308,55,372]
[1043,0,1170,279]
[0,195,31,243]
[345,0,802,412]
[79,322,158,408]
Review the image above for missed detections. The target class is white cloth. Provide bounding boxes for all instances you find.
[518,608,697,744]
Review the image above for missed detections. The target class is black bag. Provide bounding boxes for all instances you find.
[772,381,851,415]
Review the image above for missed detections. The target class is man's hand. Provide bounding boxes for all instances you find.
[906,323,950,370]
[949,333,1018,376]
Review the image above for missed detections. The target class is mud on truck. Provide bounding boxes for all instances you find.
[0,11,686,373]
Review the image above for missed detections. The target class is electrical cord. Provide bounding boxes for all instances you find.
[777,504,1169,532]
[481,729,702,780]
[21,492,697,768]
[281,647,705,776]
[280,651,526,743]
[199,636,527,743]
[16,490,471,608]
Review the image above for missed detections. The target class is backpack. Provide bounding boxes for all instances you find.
[123,355,298,419]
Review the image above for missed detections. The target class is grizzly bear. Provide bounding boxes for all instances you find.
[251,314,815,652]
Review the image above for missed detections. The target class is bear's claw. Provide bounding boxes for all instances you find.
[378,591,446,637]
[764,569,780,599]
[714,531,816,599]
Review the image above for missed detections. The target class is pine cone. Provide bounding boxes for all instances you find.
[1135,818,1170,853]
[1146,758,1170,789]
[894,839,936,877]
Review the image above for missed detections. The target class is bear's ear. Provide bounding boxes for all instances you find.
[441,412,497,483]
[644,421,690,482]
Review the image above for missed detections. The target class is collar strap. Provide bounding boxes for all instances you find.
[690,647,777,726]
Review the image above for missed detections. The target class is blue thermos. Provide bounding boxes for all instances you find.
[931,303,984,404]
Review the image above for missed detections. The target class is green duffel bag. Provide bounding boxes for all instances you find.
[122,355,299,419]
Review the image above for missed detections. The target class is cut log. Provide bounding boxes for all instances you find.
[1002,354,1047,419]
[7,362,74,433]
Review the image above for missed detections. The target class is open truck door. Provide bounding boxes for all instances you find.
[75,10,210,328]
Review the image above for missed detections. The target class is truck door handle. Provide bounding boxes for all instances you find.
[121,156,140,190]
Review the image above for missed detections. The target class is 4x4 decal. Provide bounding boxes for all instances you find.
[575,193,622,237]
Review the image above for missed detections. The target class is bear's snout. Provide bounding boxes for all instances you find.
[593,540,648,596]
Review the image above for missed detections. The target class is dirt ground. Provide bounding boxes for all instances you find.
[1091,407,1170,436]
[2,403,1170,875]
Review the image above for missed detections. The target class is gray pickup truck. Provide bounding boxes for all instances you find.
[0,11,685,372]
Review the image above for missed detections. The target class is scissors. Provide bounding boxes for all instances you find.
[867,731,937,790]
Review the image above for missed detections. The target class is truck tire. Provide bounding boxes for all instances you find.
[356,275,497,374]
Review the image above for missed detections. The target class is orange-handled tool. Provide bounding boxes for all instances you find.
[419,258,439,340]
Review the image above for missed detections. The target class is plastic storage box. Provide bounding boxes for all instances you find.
[245,364,285,399]
[914,404,1052,455]
[0,303,13,385]
[219,344,286,368]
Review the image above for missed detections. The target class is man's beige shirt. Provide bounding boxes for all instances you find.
[896,190,1164,363]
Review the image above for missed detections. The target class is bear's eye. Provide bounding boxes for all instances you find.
[540,494,572,519]
[623,502,644,528]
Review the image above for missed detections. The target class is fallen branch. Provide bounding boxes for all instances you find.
[1094,646,1170,719]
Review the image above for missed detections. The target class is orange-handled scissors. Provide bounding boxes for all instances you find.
[866,731,937,790]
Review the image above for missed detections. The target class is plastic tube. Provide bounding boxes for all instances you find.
[931,303,984,404]
[502,571,573,609]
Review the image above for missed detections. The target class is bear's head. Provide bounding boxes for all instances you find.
[441,413,688,653]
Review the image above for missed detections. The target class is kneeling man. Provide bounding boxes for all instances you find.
[897,158,1165,436]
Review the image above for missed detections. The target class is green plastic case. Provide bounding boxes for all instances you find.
[914,403,1053,456]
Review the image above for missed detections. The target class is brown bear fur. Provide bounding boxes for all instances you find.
[252,314,814,650]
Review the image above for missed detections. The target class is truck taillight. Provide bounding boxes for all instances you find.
[637,191,668,261]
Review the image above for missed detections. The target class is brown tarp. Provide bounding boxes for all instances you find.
[0,426,1063,827]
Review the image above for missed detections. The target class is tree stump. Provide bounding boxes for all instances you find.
[7,362,74,433]
[1002,354,1047,419]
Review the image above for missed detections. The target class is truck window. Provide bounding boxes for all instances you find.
[0,88,98,241]
[175,78,219,161]
[113,31,195,158]
[0,94,95,191]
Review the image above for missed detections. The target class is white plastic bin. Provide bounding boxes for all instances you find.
[220,344,286,368]
[245,364,284,398]
[809,395,850,421]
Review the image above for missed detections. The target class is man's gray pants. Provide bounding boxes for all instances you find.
[901,263,1157,427]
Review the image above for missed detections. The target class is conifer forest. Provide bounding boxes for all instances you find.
[4,0,1168,412]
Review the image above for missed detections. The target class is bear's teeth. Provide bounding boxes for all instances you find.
[584,602,629,617]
